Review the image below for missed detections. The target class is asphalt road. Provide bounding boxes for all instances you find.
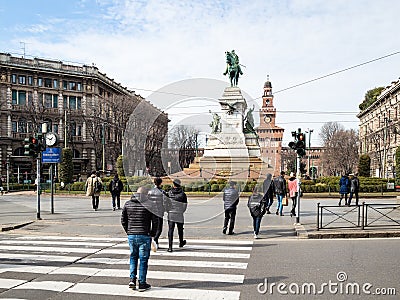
[0,193,399,299]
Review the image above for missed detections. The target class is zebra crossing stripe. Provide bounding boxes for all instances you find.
[14,280,74,292]
[98,248,250,259]
[15,236,125,242]
[0,264,58,274]
[0,245,99,254]
[157,238,253,245]
[111,244,252,251]
[0,278,26,289]
[66,282,241,300]
[0,239,116,247]
[0,253,80,263]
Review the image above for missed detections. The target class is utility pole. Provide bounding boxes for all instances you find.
[102,123,105,173]
[305,129,313,177]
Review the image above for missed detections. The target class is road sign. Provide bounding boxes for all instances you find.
[42,147,61,163]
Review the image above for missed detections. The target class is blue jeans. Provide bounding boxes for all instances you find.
[276,194,284,214]
[128,235,151,283]
[252,216,262,235]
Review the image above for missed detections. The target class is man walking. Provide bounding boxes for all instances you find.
[147,177,166,249]
[222,181,239,235]
[348,173,360,206]
[121,186,155,292]
[165,179,187,252]
[262,173,275,214]
[85,170,103,211]
[274,171,287,216]
[109,174,124,210]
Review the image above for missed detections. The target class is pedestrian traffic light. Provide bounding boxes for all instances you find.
[24,137,39,157]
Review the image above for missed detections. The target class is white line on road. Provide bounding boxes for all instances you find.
[0,245,100,254]
[0,239,116,247]
[0,278,26,289]
[14,280,74,292]
[66,282,240,300]
[0,253,80,263]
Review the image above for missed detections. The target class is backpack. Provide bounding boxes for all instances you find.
[93,179,102,193]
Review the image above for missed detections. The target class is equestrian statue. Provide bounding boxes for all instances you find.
[223,50,244,87]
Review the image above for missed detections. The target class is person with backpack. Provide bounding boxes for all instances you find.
[247,186,267,239]
[109,174,124,210]
[147,177,167,249]
[262,173,275,214]
[273,171,288,216]
[222,181,239,235]
[85,170,103,211]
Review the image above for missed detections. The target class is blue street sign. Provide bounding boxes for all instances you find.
[42,147,61,163]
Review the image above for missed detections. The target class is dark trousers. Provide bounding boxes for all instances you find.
[252,216,262,235]
[111,192,121,209]
[154,216,163,243]
[92,195,99,209]
[348,191,359,205]
[291,195,297,215]
[168,220,184,248]
[339,193,348,205]
[223,207,237,233]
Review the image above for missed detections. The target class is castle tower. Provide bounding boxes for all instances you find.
[256,76,284,175]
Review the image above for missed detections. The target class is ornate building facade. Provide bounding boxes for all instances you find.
[357,78,400,178]
[256,77,284,176]
[0,53,168,182]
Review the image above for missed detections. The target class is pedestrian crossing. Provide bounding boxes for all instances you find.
[0,234,253,300]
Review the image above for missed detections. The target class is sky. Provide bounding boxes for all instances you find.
[1,0,400,146]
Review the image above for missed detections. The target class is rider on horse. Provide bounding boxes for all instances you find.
[223,50,243,87]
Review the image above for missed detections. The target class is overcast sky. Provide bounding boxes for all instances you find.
[1,0,400,146]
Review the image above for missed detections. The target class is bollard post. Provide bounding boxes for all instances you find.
[317,202,320,230]
[361,202,365,230]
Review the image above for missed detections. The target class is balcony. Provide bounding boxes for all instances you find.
[12,132,28,139]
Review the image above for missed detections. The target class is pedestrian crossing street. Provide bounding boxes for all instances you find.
[0,234,253,299]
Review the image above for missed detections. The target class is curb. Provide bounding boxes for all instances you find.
[307,231,400,239]
[1,221,35,232]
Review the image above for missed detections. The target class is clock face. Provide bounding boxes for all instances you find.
[264,115,271,123]
[45,132,57,147]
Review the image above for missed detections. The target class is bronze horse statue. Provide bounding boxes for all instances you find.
[223,50,243,87]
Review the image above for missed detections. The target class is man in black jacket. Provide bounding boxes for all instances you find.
[121,186,155,292]
[147,177,166,248]
[274,171,287,216]
[109,174,123,210]
[223,181,239,235]
[165,179,187,252]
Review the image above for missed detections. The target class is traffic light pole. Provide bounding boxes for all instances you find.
[296,154,301,224]
[36,155,41,220]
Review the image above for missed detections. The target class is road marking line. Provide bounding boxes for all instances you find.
[0,264,58,274]
[0,278,26,289]
[14,280,74,292]
[98,248,250,259]
[15,236,126,242]
[0,253,80,263]
[66,282,240,300]
[0,239,116,247]
[0,245,99,254]
[111,244,252,251]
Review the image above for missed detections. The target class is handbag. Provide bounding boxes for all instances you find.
[282,196,288,206]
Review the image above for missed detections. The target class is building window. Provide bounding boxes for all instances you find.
[12,90,17,104]
[53,79,58,88]
[44,78,52,88]
[77,97,81,109]
[53,124,59,134]
[77,82,82,91]
[38,77,43,86]
[63,95,68,108]
[70,121,76,136]
[69,96,76,110]
[18,75,26,85]
[63,80,67,90]
[77,125,82,136]
[28,76,33,85]
[44,94,52,108]
[11,121,17,132]
[11,74,16,83]
[18,118,26,133]
[53,95,58,108]
[18,91,26,105]
[69,81,76,90]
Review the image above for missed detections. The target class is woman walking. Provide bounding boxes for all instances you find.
[287,172,299,217]
[247,186,267,239]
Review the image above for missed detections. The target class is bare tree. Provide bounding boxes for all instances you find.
[320,122,359,175]
[168,125,199,171]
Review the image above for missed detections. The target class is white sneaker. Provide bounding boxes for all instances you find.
[151,239,157,252]
[254,233,258,239]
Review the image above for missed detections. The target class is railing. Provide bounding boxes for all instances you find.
[317,202,400,230]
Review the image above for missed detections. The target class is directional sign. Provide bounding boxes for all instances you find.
[42,147,61,163]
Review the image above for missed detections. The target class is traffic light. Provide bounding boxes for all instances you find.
[24,137,39,157]
[296,132,306,156]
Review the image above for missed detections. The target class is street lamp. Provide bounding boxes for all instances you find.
[305,129,313,178]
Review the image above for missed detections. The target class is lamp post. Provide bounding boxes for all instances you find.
[305,129,313,178]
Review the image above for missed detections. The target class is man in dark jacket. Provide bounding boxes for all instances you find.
[273,171,287,216]
[165,179,187,252]
[348,173,360,206]
[147,177,166,248]
[222,181,239,235]
[121,186,155,292]
[109,174,124,210]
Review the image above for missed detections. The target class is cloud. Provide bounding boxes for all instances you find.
[9,0,400,145]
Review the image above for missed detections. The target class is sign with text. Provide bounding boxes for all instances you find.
[42,147,61,163]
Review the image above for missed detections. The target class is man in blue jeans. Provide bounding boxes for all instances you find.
[121,186,156,292]
[273,171,287,216]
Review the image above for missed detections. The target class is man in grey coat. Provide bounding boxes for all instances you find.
[222,181,239,235]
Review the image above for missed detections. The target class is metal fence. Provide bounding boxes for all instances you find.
[317,202,400,230]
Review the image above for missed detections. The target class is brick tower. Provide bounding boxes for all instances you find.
[256,76,284,176]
